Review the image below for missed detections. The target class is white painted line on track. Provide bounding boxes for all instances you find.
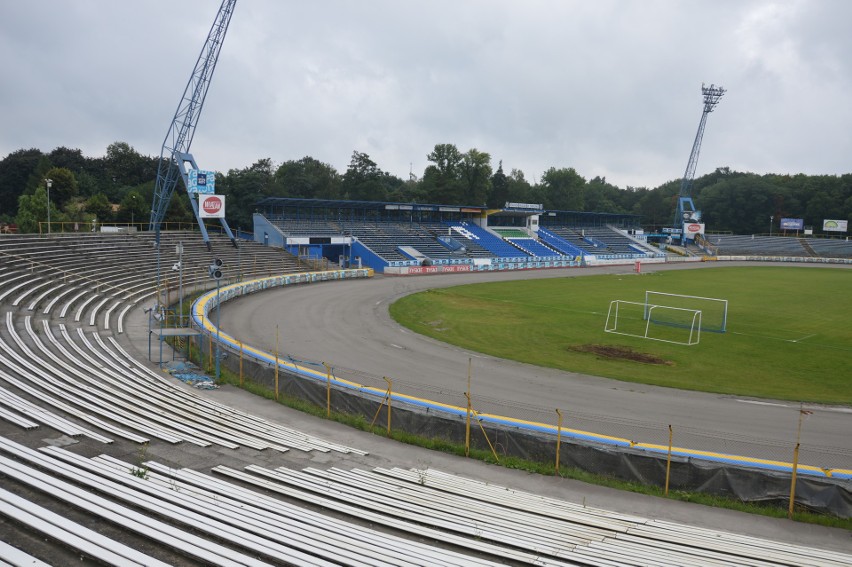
[821,406,852,414]
[735,400,790,408]
[736,399,852,414]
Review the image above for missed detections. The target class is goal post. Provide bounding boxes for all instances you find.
[644,291,727,333]
[605,300,702,346]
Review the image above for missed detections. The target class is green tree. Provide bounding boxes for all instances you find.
[388,171,427,203]
[631,188,665,229]
[584,176,624,213]
[48,147,87,173]
[165,192,193,226]
[506,168,534,204]
[540,167,585,210]
[459,148,492,206]
[422,143,464,204]
[85,193,113,225]
[217,159,275,230]
[341,151,386,201]
[116,190,147,225]
[14,186,62,233]
[43,167,78,208]
[104,141,157,188]
[698,175,789,234]
[488,161,510,208]
[274,156,341,199]
[0,148,44,218]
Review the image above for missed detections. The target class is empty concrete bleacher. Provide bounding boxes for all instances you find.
[272,218,344,237]
[804,237,852,259]
[711,235,810,256]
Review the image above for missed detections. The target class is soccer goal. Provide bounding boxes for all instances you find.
[605,300,702,346]
[644,291,727,333]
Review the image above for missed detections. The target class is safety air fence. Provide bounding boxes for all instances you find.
[192,270,852,518]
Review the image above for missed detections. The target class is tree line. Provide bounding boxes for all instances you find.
[2,143,850,235]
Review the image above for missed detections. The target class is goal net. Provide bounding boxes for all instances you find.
[605,300,702,346]
[644,291,727,333]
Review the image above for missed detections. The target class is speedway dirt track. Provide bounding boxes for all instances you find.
[219,261,852,467]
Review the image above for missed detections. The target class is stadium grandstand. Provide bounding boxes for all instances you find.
[253,197,665,274]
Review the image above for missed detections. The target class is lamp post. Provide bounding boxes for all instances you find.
[44,178,53,234]
[770,215,774,236]
[215,276,221,381]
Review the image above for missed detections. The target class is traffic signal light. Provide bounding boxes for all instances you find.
[208,258,223,280]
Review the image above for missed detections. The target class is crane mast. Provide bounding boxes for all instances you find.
[148,0,238,250]
[672,83,725,243]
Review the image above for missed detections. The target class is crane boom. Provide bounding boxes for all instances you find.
[148,0,238,249]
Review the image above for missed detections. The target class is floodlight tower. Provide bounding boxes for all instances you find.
[673,83,725,242]
[149,0,238,250]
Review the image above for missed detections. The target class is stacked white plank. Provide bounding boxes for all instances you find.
[0,310,365,455]
[212,464,852,567]
[0,437,504,567]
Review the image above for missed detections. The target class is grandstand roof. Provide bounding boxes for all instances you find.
[255,197,486,213]
[255,198,641,227]
[541,209,641,227]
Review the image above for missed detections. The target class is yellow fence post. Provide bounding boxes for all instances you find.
[464,392,472,457]
[471,409,500,464]
[239,340,244,386]
[665,424,673,496]
[207,334,212,370]
[465,358,472,458]
[323,362,332,417]
[555,409,563,475]
[274,325,279,402]
[369,377,392,435]
[199,313,204,367]
[384,377,392,436]
[788,406,811,519]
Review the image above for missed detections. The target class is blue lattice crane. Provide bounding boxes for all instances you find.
[672,83,725,243]
[148,0,238,251]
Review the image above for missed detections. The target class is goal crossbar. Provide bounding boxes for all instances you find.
[644,291,727,333]
[605,300,702,346]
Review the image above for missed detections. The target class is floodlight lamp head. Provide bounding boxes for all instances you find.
[701,83,726,113]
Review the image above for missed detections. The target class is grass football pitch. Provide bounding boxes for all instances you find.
[389,266,852,405]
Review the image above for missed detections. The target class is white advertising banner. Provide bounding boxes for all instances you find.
[198,194,225,218]
[682,222,705,239]
[822,219,848,232]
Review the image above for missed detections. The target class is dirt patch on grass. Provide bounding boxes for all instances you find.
[571,344,673,365]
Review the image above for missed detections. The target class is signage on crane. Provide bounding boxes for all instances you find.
[682,222,705,239]
[198,194,225,218]
[188,169,216,194]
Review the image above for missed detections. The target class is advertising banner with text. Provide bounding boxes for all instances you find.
[780,218,804,230]
[198,194,225,218]
[823,219,848,232]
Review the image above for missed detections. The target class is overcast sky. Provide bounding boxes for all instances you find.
[2,0,850,189]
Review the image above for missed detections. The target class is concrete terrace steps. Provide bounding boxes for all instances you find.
[0,232,310,331]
